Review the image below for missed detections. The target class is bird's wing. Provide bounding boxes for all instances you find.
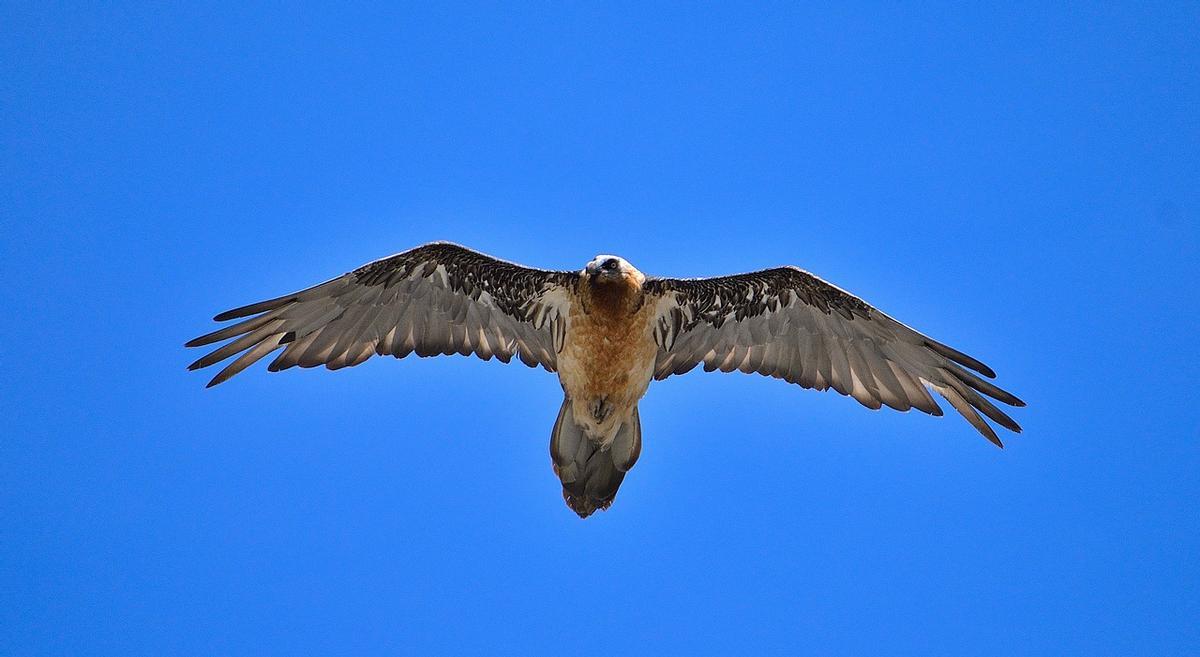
[644,268,1024,446]
[186,242,578,387]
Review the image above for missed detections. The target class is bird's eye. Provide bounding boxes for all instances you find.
[603,259,618,270]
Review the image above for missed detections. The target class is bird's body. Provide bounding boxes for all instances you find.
[559,257,655,446]
[188,242,1025,517]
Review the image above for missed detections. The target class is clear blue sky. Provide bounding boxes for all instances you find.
[3,3,1197,656]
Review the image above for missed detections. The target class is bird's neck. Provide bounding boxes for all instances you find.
[582,277,644,319]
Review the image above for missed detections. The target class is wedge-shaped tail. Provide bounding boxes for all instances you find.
[549,398,642,518]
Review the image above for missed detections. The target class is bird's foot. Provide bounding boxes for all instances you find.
[589,397,612,423]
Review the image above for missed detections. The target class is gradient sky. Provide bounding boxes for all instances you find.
[3,3,1198,656]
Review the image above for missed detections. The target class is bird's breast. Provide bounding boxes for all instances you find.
[557,288,658,442]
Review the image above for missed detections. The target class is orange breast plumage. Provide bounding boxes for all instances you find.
[556,276,658,443]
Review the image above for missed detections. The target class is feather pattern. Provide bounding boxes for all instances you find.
[186,242,578,386]
[645,267,1025,445]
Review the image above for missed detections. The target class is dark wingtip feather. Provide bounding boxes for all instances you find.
[952,366,1024,407]
[187,350,229,371]
[988,411,1022,434]
[213,304,262,322]
[941,370,1023,436]
[938,385,1005,447]
[214,308,251,322]
[978,420,1004,448]
[212,295,294,322]
[925,339,996,378]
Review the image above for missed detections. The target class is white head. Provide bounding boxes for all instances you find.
[583,254,644,285]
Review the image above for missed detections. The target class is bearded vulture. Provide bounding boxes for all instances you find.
[187,242,1024,517]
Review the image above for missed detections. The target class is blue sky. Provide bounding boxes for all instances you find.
[2,3,1198,655]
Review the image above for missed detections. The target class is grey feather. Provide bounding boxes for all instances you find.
[187,242,578,384]
[206,333,286,387]
[549,399,637,518]
[645,265,1023,443]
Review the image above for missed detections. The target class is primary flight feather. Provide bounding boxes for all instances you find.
[187,241,1024,517]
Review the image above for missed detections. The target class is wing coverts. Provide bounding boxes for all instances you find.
[646,268,1025,446]
[186,242,578,387]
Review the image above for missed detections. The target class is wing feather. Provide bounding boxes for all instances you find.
[645,266,1023,444]
[187,242,578,386]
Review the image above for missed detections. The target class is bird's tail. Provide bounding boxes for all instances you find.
[549,398,641,518]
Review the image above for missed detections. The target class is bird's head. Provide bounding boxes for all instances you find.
[583,254,644,287]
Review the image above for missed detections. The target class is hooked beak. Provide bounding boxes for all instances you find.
[589,267,622,283]
[586,261,619,278]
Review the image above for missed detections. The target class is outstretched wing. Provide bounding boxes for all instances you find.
[645,268,1025,446]
[186,242,578,387]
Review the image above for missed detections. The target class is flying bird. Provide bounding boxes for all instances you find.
[187,242,1024,517]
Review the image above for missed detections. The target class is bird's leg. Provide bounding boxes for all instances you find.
[589,397,612,423]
